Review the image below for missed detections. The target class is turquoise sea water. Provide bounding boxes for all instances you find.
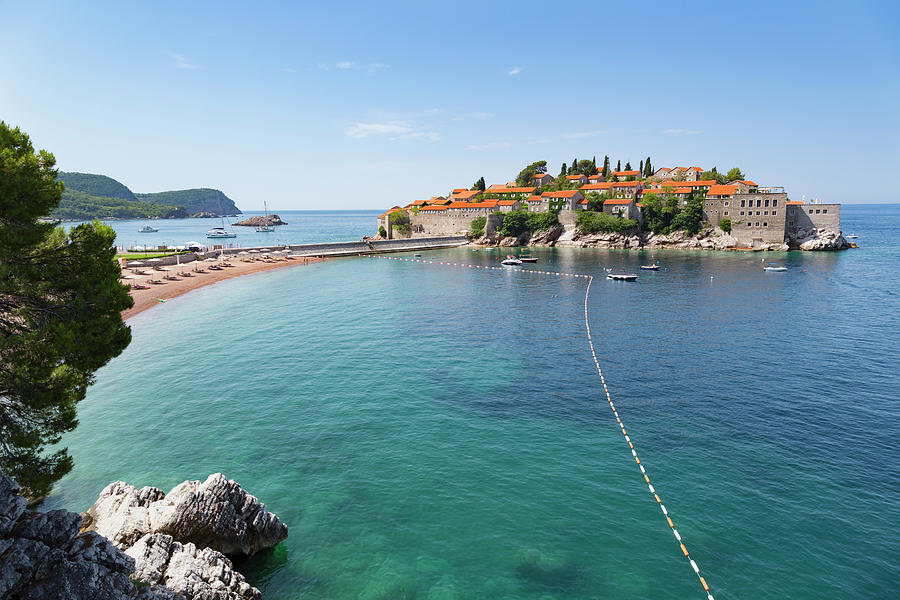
[47,205,900,599]
[66,209,380,248]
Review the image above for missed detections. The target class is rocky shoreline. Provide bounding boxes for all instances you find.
[233,215,287,227]
[473,224,853,252]
[1,470,287,599]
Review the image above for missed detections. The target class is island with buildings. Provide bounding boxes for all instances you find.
[376,161,851,251]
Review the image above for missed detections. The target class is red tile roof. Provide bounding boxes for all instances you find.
[707,184,738,196]
[419,205,448,211]
[451,188,468,193]
[735,180,757,186]
[786,201,804,205]
[498,200,518,206]
[661,180,717,187]
[611,170,640,176]
[605,198,634,205]
[565,174,585,180]
[611,181,641,187]
[526,195,543,202]
[451,190,481,200]
[581,182,613,190]
[490,186,536,194]
[446,201,495,209]
[542,190,582,198]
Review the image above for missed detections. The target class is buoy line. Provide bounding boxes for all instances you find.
[368,254,715,599]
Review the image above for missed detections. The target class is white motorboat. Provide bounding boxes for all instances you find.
[206,226,237,239]
[845,234,858,239]
[501,255,522,265]
[606,268,637,281]
[640,265,659,270]
[763,263,787,272]
[138,225,158,233]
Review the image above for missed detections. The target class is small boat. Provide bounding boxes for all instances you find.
[206,227,237,239]
[414,253,422,257]
[845,234,858,239]
[256,200,275,232]
[764,263,787,272]
[520,257,539,263]
[606,268,637,281]
[501,255,522,266]
[138,225,158,233]
[640,265,659,270]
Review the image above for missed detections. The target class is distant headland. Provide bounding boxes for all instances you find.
[53,172,242,220]
[376,158,852,251]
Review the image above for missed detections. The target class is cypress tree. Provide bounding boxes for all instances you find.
[639,160,644,177]
[645,156,652,177]
[559,162,567,177]
[616,159,621,172]
[602,155,610,177]
[625,161,632,171]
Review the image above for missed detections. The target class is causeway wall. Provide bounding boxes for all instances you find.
[122,236,468,266]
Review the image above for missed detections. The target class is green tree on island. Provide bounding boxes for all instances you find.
[472,176,486,191]
[725,167,745,182]
[515,160,547,187]
[0,122,133,498]
[601,156,610,178]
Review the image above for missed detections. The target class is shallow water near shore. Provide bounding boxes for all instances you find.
[47,204,900,599]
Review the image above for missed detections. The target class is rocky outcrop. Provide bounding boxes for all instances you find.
[126,534,260,600]
[86,473,288,557]
[233,215,287,227]
[0,469,168,599]
[1,469,286,600]
[787,227,850,251]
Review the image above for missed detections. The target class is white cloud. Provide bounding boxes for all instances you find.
[663,128,702,135]
[346,121,412,138]
[466,142,513,151]
[345,120,438,142]
[336,61,355,69]
[393,131,440,142]
[169,52,197,70]
[508,67,522,76]
[562,130,609,139]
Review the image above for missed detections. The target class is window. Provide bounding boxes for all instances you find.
[773,199,778,206]
[724,201,730,207]
[823,209,828,214]
[740,211,745,216]
[724,211,729,216]
[741,199,746,207]
[756,199,762,207]
[789,220,794,226]
[816,209,821,214]
[757,211,761,216]
[772,211,777,215]
[764,211,769,216]
[756,222,760,227]
[763,222,768,227]
[765,199,770,207]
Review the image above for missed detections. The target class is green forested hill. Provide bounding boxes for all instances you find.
[57,172,137,202]
[52,172,241,219]
[136,189,241,215]
[53,190,186,220]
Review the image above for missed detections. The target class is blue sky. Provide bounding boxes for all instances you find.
[1,0,898,210]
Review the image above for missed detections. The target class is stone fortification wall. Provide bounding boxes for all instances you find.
[410,211,488,236]
[557,209,577,225]
[484,213,504,237]
[729,192,788,245]
[787,204,841,234]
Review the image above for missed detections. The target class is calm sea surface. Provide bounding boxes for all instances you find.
[66,209,381,248]
[47,204,900,599]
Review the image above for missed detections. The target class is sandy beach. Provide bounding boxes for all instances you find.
[122,256,323,320]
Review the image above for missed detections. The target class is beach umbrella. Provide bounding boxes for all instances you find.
[148,258,162,263]
[128,261,146,267]
[238,251,249,256]
[158,267,171,271]
[120,274,138,280]
[249,249,260,254]
[205,257,217,262]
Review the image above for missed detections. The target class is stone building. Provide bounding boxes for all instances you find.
[603,198,640,220]
[542,190,584,211]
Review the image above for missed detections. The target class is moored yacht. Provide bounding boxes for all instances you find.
[501,255,522,265]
